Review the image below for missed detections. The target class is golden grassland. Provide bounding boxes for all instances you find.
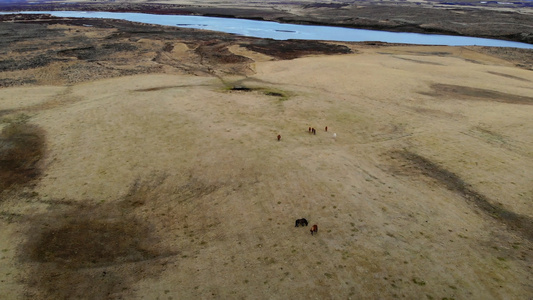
[0,20,532,299]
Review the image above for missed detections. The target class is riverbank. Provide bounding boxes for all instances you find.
[1,0,532,44]
[0,16,532,299]
[4,11,532,48]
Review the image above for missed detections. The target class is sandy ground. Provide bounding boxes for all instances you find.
[0,21,532,299]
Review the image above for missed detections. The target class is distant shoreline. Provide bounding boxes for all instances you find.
[3,11,532,48]
[0,1,532,44]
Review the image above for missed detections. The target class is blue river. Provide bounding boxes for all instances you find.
[3,11,533,49]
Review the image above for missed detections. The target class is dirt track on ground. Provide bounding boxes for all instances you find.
[0,15,532,300]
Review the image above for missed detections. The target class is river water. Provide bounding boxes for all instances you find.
[3,11,533,49]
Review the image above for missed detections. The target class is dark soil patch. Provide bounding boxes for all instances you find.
[21,196,174,299]
[391,150,533,242]
[0,122,45,193]
[421,83,533,105]
[242,40,352,60]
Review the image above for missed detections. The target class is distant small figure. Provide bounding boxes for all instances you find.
[295,218,308,227]
[325,126,328,132]
[277,134,281,141]
[310,224,318,235]
[332,133,337,139]
[312,128,316,135]
[308,127,312,133]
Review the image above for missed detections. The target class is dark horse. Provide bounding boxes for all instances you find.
[295,218,308,227]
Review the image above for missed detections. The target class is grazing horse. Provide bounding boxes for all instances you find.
[295,218,308,227]
[310,224,318,235]
[277,134,281,141]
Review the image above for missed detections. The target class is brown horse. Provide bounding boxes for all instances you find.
[277,134,281,141]
[310,224,318,235]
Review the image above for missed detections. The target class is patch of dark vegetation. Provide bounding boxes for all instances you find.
[0,19,66,50]
[0,3,194,16]
[103,42,139,52]
[392,150,533,242]
[57,46,96,59]
[302,3,350,9]
[0,14,355,82]
[230,85,252,91]
[37,198,77,207]
[30,217,158,268]
[175,178,219,204]
[409,51,452,56]
[228,85,289,99]
[0,122,45,193]
[0,110,14,118]
[0,211,23,223]
[57,43,138,60]
[422,83,533,105]
[474,47,533,71]
[194,41,252,64]
[242,40,352,60]
[265,91,284,97]
[392,56,444,65]
[135,85,178,92]
[22,195,175,299]
[487,71,531,82]
[0,54,56,72]
[162,42,174,52]
[0,77,37,88]
[60,63,154,84]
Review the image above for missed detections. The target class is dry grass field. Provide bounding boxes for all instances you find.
[0,17,532,299]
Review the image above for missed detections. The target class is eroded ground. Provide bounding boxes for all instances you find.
[0,17,532,299]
